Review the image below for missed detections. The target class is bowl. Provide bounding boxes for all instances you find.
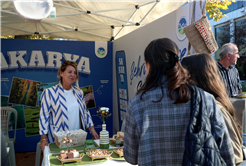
[85,140,94,145]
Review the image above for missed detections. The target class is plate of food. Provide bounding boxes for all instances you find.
[56,152,85,165]
[49,153,108,166]
[86,149,113,161]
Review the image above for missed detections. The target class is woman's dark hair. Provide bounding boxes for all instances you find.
[181,53,242,135]
[137,38,193,104]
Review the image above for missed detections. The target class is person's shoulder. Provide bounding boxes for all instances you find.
[215,100,224,109]
[203,90,216,103]
[192,86,215,101]
[72,85,83,94]
[215,100,228,114]
[217,62,225,71]
[129,87,161,106]
[129,92,141,104]
[230,65,239,71]
[44,84,59,91]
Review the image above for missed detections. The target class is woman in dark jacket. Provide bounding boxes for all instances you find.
[182,53,243,165]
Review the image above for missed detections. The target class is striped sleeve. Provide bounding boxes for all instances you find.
[39,89,51,135]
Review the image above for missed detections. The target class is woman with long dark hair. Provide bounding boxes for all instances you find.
[123,38,235,166]
[182,53,243,165]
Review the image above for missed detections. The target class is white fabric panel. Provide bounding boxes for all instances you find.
[1,1,188,41]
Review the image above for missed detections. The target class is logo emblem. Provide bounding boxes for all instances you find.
[95,42,107,58]
[97,47,105,56]
[176,16,187,40]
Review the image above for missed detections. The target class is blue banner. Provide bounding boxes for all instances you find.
[1,39,113,152]
[115,51,129,130]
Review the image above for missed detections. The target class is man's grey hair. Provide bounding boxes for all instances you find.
[219,43,237,59]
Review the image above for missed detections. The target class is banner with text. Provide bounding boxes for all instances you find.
[1,39,113,152]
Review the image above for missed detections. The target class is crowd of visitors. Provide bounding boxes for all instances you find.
[123,38,244,166]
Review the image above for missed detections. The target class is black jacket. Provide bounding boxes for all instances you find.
[182,86,227,166]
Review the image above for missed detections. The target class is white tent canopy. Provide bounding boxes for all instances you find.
[1,0,188,41]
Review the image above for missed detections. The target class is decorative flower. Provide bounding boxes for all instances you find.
[97,107,111,124]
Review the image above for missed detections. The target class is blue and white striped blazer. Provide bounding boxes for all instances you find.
[39,83,94,143]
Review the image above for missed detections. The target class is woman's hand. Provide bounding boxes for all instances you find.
[40,140,48,152]
[40,135,48,152]
[88,127,99,139]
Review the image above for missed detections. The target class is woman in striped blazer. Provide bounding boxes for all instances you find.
[39,60,99,152]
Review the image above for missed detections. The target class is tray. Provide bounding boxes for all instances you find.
[113,147,124,158]
[86,149,113,161]
[56,153,85,165]
[49,140,99,153]
[233,93,246,98]
[110,151,125,161]
[49,153,107,166]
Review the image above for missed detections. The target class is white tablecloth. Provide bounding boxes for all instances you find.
[42,140,134,166]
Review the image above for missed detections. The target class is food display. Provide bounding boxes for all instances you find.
[86,149,112,161]
[70,148,80,158]
[113,147,124,158]
[53,129,87,148]
[109,131,124,146]
[56,135,85,165]
[60,150,68,160]
[59,148,80,160]
[56,149,84,165]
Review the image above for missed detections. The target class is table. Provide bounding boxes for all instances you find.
[229,98,246,133]
[42,140,134,166]
[229,98,246,165]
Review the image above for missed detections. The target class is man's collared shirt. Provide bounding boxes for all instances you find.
[217,62,242,97]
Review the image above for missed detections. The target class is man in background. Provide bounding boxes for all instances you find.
[217,43,242,97]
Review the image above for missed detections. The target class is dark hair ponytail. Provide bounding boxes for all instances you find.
[137,38,193,104]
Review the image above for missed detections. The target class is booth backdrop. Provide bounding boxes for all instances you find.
[1,39,113,152]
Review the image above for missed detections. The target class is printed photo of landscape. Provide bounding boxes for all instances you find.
[24,106,40,137]
[36,82,57,107]
[8,77,41,107]
[81,85,96,109]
